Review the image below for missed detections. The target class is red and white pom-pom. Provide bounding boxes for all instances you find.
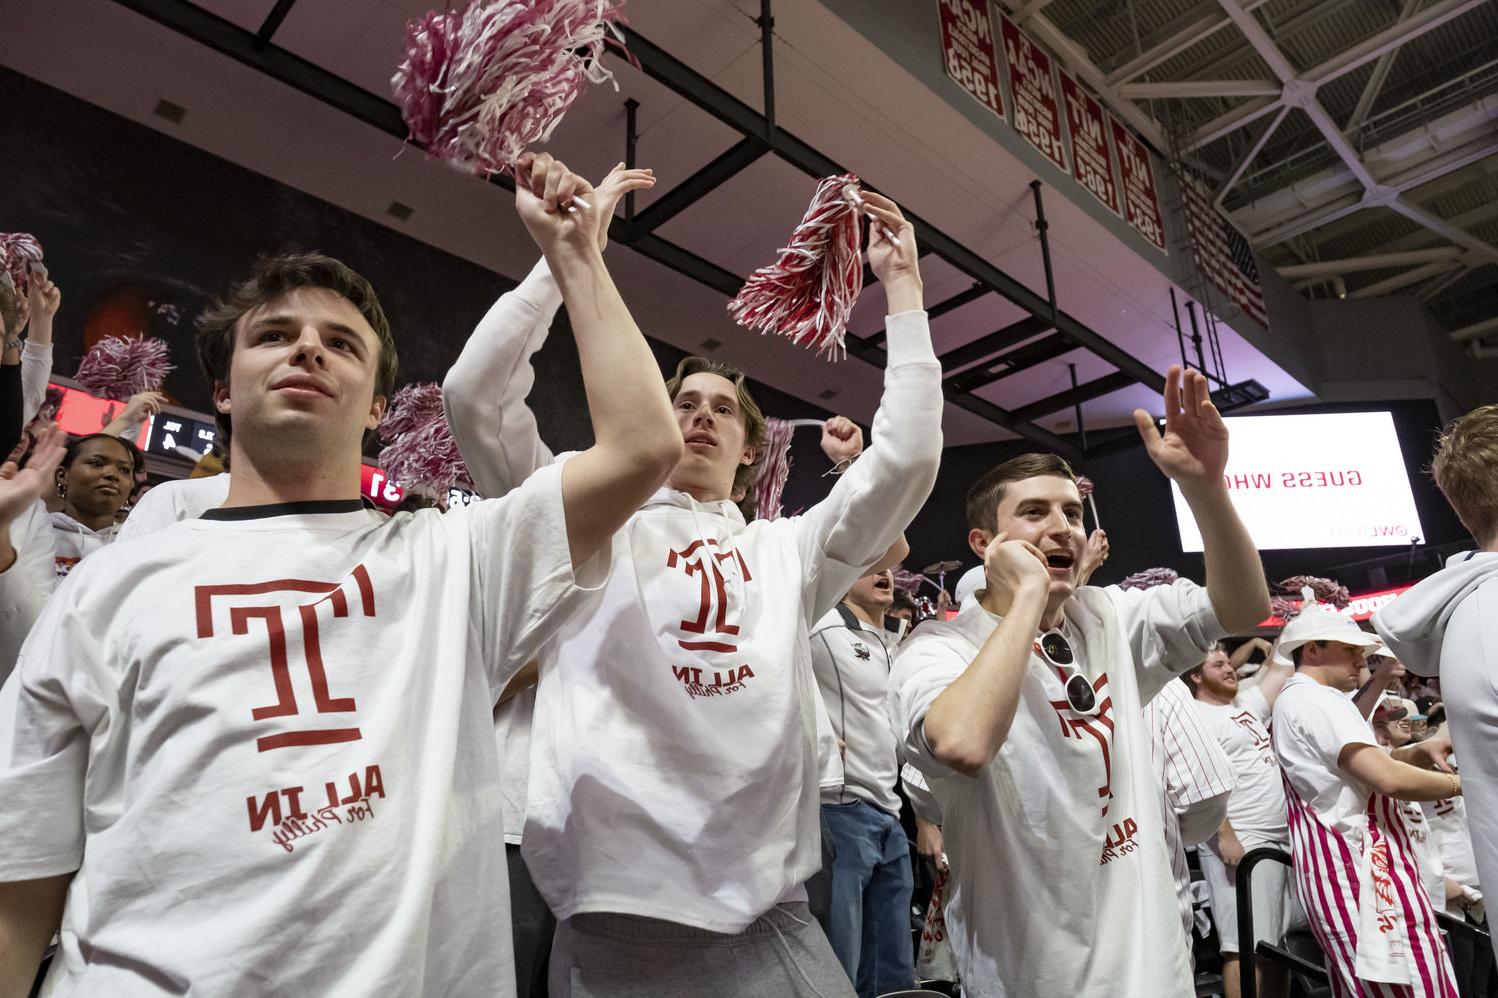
[729,174,865,359]
[1119,566,1179,591]
[1272,576,1350,621]
[0,232,44,297]
[1278,574,1350,609]
[393,0,626,176]
[75,335,173,402]
[752,417,796,521]
[377,382,472,498]
[892,568,926,596]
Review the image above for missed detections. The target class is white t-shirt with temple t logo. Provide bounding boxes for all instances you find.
[0,460,607,997]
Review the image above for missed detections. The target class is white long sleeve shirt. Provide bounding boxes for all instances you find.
[441,260,943,932]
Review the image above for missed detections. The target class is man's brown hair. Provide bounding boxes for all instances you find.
[195,253,398,442]
[964,453,1078,531]
[1431,404,1498,545]
[664,356,768,496]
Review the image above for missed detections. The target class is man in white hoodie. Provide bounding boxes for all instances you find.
[443,183,941,996]
[1375,403,1498,964]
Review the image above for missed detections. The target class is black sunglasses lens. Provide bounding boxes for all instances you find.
[1067,674,1095,713]
[1042,632,1074,665]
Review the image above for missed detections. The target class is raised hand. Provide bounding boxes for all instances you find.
[514,152,600,257]
[27,272,60,322]
[1078,528,1109,585]
[982,530,1050,598]
[0,423,65,528]
[861,191,921,304]
[591,162,655,251]
[820,415,863,465]
[122,390,167,423]
[1133,365,1228,491]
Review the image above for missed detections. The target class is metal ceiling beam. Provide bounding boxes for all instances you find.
[255,0,298,45]
[1450,316,1498,342]
[1416,263,1474,301]
[1347,259,1461,297]
[1116,80,1280,99]
[1389,200,1498,265]
[1212,0,1498,268]
[106,0,1141,454]
[1182,96,1282,152]
[1214,104,1290,207]
[1011,370,1136,421]
[1277,246,1464,278]
[925,282,990,322]
[947,333,1077,393]
[1305,0,1488,88]
[1104,0,1272,85]
[1234,118,1498,245]
[616,27,1167,394]
[628,137,768,234]
[939,316,1053,377]
[1346,0,1420,132]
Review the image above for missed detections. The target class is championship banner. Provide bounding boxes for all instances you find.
[999,14,1067,172]
[937,0,1004,120]
[1110,116,1167,251]
[1059,70,1121,216]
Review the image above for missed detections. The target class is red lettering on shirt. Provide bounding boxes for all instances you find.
[197,565,375,752]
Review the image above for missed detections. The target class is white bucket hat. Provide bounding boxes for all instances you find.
[954,565,985,609]
[1273,587,1384,665]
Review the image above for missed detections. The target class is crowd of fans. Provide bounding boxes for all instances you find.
[1,152,1496,998]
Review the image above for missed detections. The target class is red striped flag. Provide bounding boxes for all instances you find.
[1182,173,1269,328]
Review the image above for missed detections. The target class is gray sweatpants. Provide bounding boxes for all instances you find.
[549,902,857,998]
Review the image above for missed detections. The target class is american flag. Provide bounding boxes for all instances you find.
[1181,174,1268,327]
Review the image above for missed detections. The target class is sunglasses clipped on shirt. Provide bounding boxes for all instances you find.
[1035,629,1098,715]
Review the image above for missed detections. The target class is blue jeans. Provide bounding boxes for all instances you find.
[820,800,915,998]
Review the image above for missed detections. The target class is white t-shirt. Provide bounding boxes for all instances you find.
[495,687,536,847]
[116,473,232,541]
[1270,674,1378,841]
[810,605,901,814]
[1194,685,1288,844]
[889,580,1224,998]
[0,461,607,996]
[521,312,941,935]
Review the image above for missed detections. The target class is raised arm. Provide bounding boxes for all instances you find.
[1133,366,1269,633]
[444,164,654,497]
[797,193,943,616]
[512,154,681,568]
[920,534,1050,776]
[20,275,58,424]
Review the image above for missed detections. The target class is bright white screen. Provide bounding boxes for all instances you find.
[1170,411,1425,552]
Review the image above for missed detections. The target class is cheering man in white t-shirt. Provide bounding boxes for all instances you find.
[0,154,684,996]
[442,184,941,996]
[889,366,1270,998]
[1184,643,1299,998]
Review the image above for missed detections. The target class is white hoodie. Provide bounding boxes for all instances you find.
[1374,551,1498,932]
[441,258,943,932]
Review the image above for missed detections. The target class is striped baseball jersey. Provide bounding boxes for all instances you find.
[1272,674,1458,998]
[1145,678,1235,935]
